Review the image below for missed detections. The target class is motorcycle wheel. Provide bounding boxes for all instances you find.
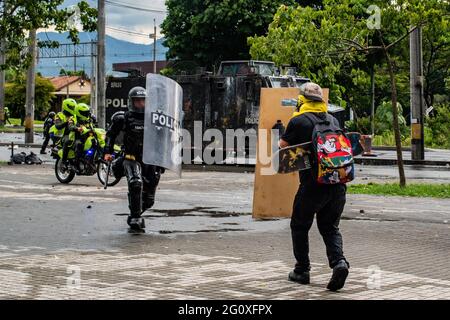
[97,161,122,187]
[55,158,75,184]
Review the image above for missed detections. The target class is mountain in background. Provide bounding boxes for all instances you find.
[37,32,168,77]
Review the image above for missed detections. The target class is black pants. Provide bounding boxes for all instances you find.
[41,133,51,152]
[291,183,348,273]
[61,135,74,163]
[123,159,161,217]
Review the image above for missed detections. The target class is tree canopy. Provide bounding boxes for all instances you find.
[0,0,97,71]
[5,74,55,120]
[248,0,449,110]
[161,0,298,70]
[248,0,449,186]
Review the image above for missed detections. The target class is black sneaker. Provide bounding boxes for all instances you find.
[128,217,145,230]
[288,270,310,285]
[327,260,349,292]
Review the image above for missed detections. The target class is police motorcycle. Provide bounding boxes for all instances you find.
[52,112,122,186]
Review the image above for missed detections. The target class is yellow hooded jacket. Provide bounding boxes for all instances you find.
[291,95,327,119]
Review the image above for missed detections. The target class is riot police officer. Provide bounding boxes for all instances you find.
[104,87,163,232]
[41,111,56,154]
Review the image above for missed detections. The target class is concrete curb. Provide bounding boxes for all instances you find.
[354,157,450,167]
[0,142,42,148]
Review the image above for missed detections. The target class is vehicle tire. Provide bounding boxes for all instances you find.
[55,158,75,184]
[97,161,122,187]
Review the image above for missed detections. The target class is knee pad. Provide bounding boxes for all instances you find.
[129,177,142,192]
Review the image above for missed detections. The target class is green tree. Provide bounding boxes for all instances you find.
[426,103,450,149]
[374,101,407,135]
[77,94,91,106]
[0,0,97,70]
[249,0,449,187]
[59,69,88,78]
[5,75,55,122]
[422,13,450,108]
[161,0,296,70]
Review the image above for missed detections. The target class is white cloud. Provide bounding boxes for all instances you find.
[43,0,168,44]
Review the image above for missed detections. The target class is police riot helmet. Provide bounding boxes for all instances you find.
[127,86,147,114]
[48,111,56,119]
[111,111,125,122]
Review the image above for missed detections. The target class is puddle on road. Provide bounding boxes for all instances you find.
[158,228,248,234]
[114,206,251,218]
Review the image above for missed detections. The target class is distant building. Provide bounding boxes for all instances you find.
[48,76,91,110]
[112,60,168,77]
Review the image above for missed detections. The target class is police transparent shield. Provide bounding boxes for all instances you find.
[143,74,183,177]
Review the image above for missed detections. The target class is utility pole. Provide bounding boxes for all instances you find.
[150,19,157,74]
[97,0,106,128]
[0,0,7,126]
[25,29,37,144]
[90,41,97,115]
[0,37,5,127]
[370,66,375,136]
[410,27,425,160]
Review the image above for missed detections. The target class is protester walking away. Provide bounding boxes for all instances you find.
[279,82,353,292]
[40,111,56,154]
[104,87,163,233]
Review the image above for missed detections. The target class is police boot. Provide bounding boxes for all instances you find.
[127,193,145,231]
[327,260,349,292]
[288,270,310,285]
[127,215,145,231]
[141,192,155,212]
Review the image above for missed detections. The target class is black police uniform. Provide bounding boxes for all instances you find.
[282,112,349,274]
[41,113,55,153]
[104,89,162,228]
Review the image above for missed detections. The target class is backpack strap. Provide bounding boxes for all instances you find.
[303,112,330,128]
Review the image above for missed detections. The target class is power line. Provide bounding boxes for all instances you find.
[105,0,167,14]
[106,27,149,38]
[106,26,150,38]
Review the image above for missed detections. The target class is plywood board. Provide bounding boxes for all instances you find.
[252,88,329,219]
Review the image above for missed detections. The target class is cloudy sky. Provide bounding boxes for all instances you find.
[52,0,168,44]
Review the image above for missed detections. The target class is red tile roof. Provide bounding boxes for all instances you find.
[48,76,81,91]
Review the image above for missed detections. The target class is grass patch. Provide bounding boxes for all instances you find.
[7,118,44,125]
[348,183,450,198]
[0,126,44,133]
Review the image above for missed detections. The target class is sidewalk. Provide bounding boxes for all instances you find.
[355,148,450,166]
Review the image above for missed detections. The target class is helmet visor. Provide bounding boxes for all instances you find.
[78,109,91,119]
[129,97,146,113]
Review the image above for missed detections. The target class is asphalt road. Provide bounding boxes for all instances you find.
[0,164,449,299]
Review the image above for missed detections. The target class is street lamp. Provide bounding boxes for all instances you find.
[54,60,70,99]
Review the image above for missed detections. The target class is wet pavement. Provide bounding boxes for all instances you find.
[0,164,449,299]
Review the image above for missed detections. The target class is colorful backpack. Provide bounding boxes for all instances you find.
[304,113,354,184]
